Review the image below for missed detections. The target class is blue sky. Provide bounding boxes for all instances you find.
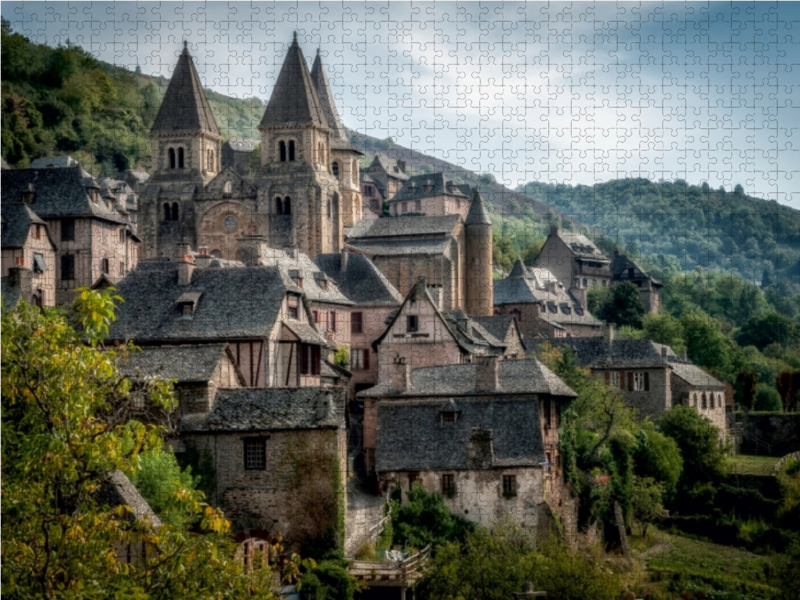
[3,1,800,205]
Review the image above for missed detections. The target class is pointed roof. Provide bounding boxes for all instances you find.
[508,256,528,279]
[259,34,329,130]
[310,49,350,146]
[150,42,219,136]
[465,188,491,225]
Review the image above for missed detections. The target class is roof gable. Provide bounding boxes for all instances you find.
[314,252,403,306]
[1,202,51,249]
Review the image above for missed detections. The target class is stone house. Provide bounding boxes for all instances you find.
[138,36,363,262]
[359,173,385,215]
[494,257,603,339]
[611,249,662,314]
[346,188,494,316]
[1,166,140,305]
[363,357,577,534]
[549,331,727,436]
[1,200,58,307]
[314,249,404,397]
[361,154,409,208]
[387,172,471,219]
[180,387,347,548]
[107,256,329,388]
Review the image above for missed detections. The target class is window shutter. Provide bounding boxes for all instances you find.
[312,345,321,375]
[363,349,370,370]
[619,371,625,390]
[300,344,309,375]
[628,372,634,391]
[604,372,610,384]
[644,372,650,391]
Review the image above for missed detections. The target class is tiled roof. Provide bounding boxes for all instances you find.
[345,238,452,257]
[107,262,290,342]
[465,189,492,225]
[367,154,410,180]
[347,215,460,239]
[472,315,518,344]
[181,387,346,432]
[549,337,679,369]
[96,471,162,527]
[375,397,547,472]
[392,173,468,202]
[670,362,725,389]
[611,250,661,286]
[314,252,403,307]
[259,36,329,129]
[118,344,235,384]
[258,249,353,305]
[2,167,128,224]
[1,201,48,248]
[310,50,357,152]
[150,44,220,135]
[360,358,576,398]
[550,229,607,259]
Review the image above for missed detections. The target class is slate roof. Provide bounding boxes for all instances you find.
[670,362,725,389]
[344,238,452,257]
[1,277,22,309]
[96,470,162,527]
[465,189,492,226]
[258,249,353,305]
[549,228,608,260]
[360,358,576,399]
[391,172,469,202]
[347,214,460,240]
[375,397,546,472]
[549,337,679,369]
[1,201,48,248]
[472,315,518,344]
[259,35,329,130]
[119,344,239,384]
[314,252,403,307]
[150,43,220,135]
[2,167,128,224]
[181,387,346,432]
[367,154,409,181]
[107,263,290,342]
[611,250,661,287]
[310,50,357,151]
[30,155,80,169]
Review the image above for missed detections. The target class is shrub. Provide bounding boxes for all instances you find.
[754,383,782,412]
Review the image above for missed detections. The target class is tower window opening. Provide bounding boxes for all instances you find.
[332,162,339,178]
[276,197,283,215]
[284,197,291,215]
[164,203,171,221]
[279,141,287,162]
[168,148,176,169]
[288,140,296,161]
[171,202,179,221]
[177,147,185,169]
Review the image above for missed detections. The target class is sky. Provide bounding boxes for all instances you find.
[3,1,800,206]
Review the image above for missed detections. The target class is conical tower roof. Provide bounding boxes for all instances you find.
[259,34,329,130]
[150,42,219,136]
[310,49,348,144]
[508,256,528,278]
[465,188,492,225]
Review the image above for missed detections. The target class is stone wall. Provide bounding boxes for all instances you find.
[741,413,800,456]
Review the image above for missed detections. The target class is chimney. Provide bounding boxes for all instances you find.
[340,248,349,272]
[196,246,212,268]
[178,254,195,286]
[22,183,35,203]
[316,391,335,421]
[603,324,615,344]
[15,256,24,266]
[8,266,32,296]
[175,242,192,260]
[661,346,668,364]
[475,355,500,393]
[681,348,688,362]
[391,357,410,393]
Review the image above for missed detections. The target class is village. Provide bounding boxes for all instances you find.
[2,33,796,600]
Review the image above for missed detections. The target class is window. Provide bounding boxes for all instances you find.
[172,203,179,221]
[177,147,185,169]
[312,310,319,324]
[276,197,283,215]
[181,303,194,317]
[131,389,146,410]
[351,311,363,334]
[119,229,126,244]
[284,197,291,215]
[441,474,455,496]
[224,181,232,194]
[545,452,552,472]
[408,472,420,488]
[288,140,295,161]
[288,305,298,319]
[351,161,358,180]
[407,315,419,333]
[288,296,299,319]
[300,344,321,376]
[296,277,303,288]
[30,252,45,274]
[329,311,337,332]
[32,224,41,240]
[101,258,109,274]
[332,162,339,178]
[441,411,456,424]
[61,254,75,281]
[351,348,370,371]
[243,438,266,470]
[164,203,171,221]
[633,372,649,391]
[207,149,214,171]
[279,141,287,162]
[583,278,588,287]
[543,400,552,430]
[503,475,517,497]
[168,147,176,169]
[62,218,75,242]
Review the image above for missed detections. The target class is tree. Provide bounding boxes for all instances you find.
[754,383,782,411]
[736,312,799,351]
[630,476,665,536]
[596,282,647,329]
[641,313,684,353]
[632,424,683,500]
[389,484,473,550]
[1,292,277,598]
[128,449,199,529]
[680,313,731,377]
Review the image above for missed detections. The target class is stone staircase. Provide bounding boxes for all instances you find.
[344,478,386,558]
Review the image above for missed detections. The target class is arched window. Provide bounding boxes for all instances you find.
[224,181,232,193]
[288,140,296,162]
[164,203,171,220]
[332,162,339,178]
[177,148,185,169]
[279,141,287,162]
[207,150,214,171]
[701,393,707,409]
[351,160,358,180]
[101,258,109,274]
[327,199,332,217]
[284,197,291,215]
[275,197,283,215]
[168,148,176,169]
[171,202,179,221]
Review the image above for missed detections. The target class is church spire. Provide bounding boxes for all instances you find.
[310,49,348,143]
[150,43,219,136]
[259,35,329,130]
[465,188,492,225]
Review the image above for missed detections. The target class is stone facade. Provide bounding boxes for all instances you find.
[1,203,57,307]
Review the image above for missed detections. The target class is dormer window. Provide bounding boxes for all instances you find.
[176,291,202,319]
[92,189,99,203]
[289,269,302,288]
[441,411,456,425]
[22,183,35,203]
[407,315,419,333]
[287,295,299,320]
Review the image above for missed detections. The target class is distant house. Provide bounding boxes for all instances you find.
[361,356,578,535]
[180,387,347,547]
[494,257,603,339]
[360,173,384,214]
[611,249,662,314]
[387,172,471,219]
[548,329,727,436]
[362,154,409,203]
[1,200,58,307]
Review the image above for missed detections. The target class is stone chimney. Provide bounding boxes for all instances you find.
[475,355,500,393]
[340,248,349,272]
[661,346,668,364]
[175,242,192,260]
[391,357,410,393]
[316,391,335,421]
[196,246,212,268]
[8,265,32,296]
[178,254,195,286]
[681,348,688,362]
[237,235,269,266]
[603,324,615,344]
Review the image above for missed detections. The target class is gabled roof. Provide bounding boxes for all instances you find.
[310,50,356,151]
[611,249,661,287]
[119,344,245,385]
[376,397,547,472]
[508,256,528,279]
[181,387,346,432]
[465,188,492,226]
[472,315,521,346]
[259,35,329,130]
[1,201,49,248]
[548,337,679,369]
[670,362,725,389]
[391,172,469,202]
[150,43,220,136]
[366,154,409,181]
[346,214,461,240]
[256,248,353,306]
[314,252,403,307]
[107,262,291,342]
[543,227,608,260]
[1,167,128,224]
[96,471,162,527]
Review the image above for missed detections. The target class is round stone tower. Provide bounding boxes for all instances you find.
[464,189,493,316]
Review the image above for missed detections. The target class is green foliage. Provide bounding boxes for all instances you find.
[178,444,217,500]
[595,282,647,329]
[754,383,782,412]
[1,294,278,598]
[680,312,734,379]
[774,542,800,600]
[128,449,199,529]
[630,476,665,536]
[736,312,800,350]
[333,346,349,367]
[641,313,685,354]
[632,424,683,500]
[389,484,474,550]
[297,556,359,600]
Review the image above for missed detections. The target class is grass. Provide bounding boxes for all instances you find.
[626,528,778,600]
[724,454,780,476]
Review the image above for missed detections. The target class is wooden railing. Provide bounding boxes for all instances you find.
[775,451,800,475]
[400,544,431,577]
